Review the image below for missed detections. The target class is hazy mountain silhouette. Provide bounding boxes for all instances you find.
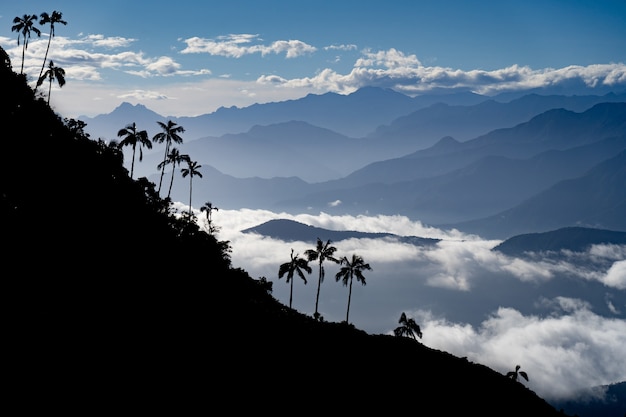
[446,149,626,239]
[242,218,440,246]
[492,227,626,256]
[2,48,573,416]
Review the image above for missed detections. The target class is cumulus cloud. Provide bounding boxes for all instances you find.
[180,34,317,58]
[416,300,626,402]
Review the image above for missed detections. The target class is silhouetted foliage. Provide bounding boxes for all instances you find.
[181,159,202,217]
[36,60,65,104]
[335,253,371,323]
[0,47,572,416]
[153,120,185,195]
[11,14,41,74]
[278,248,312,309]
[507,365,529,383]
[117,122,151,179]
[304,237,339,321]
[394,312,423,340]
[37,11,66,81]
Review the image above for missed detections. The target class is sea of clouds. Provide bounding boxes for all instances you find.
[179,203,626,402]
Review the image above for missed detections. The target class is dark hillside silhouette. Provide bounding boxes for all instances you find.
[1,46,571,415]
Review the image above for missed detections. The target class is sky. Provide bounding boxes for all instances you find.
[3,0,625,406]
[1,1,626,118]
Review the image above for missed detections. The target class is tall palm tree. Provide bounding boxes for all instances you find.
[278,248,312,309]
[181,159,202,217]
[37,11,67,82]
[335,254,371,324]
[200,201,219,234]
[304,238,339,321]
[11,14,41,74]
[158,148,189,200]
[36,60,65,104]
[506,365,529,383]
[153,120,185,195]
[117,122,151,179]
[394,312,422,340]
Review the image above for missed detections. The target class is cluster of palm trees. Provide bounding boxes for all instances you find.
[278,237,372,324]
[11,11,67,103]
[116,119,206,219]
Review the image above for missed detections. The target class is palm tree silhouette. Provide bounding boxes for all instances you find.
[304,238,339,321]
[200,201,219,234]
[117,122,151,179]
[394,312,422,340]
[335,254,371,324]
[506,365,529,383]
[11,14,41,74]
[278,249,312,309]
[153,120,185,195]
[36,60,65,104]
[181,159,202,217]
[159,148,189,200]
[37,11,67,82]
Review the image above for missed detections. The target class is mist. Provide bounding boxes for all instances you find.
[181,203,626,402]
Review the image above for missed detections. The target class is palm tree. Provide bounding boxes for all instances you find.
[158,148,189,200]
[278,248,312,309]
[200,201,219,234]
[117,122,152,179]
[335,254,371,324]
[304,238,339,321]
[506,365,529,383]
[394,312,422,340]
[153,120,185,195]
[36,60,65,104]
[37,11,67,82]
[181,159,202,217]
[11,14,41,74]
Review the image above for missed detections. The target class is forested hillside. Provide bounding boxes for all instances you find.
[1,47,569,415]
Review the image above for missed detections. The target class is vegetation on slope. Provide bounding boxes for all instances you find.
[1,46,569,415]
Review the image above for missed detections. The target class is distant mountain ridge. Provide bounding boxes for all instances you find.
[241,218,441,246]
[79,87,626,240]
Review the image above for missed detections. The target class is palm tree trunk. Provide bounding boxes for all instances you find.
[289,278,294,309]
[39,35,52,80]
[48,77,52,104]
[314,270,322,317]
[20,44,26,74]
[130,145,136,179]
[188,176,193,216]
[346,275,353,323]
[167,168,175,199]
[158,143,169,194]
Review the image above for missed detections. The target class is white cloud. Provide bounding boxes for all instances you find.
[180,34,317,58]
[203,208,626,402]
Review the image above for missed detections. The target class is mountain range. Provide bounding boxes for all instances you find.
[80,87,626,240]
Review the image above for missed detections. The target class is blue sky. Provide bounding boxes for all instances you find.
[2,2,624,402]
[1,0,626,117]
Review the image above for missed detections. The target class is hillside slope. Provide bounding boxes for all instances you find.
[0,49,568,415]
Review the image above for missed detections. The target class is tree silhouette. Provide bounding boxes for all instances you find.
[335,254,371,324]
[37,11,67,82]
[278,248,312,309]
[200,201,219,234]
[153,120,185,195]
[117,122,151,179]
[158,148,189,200]
[304,238,339,321]
[11,14,41,74]
[394,312,422,340]
[506,365,529,383]
[36,60,65,104]
[181,159,202,217]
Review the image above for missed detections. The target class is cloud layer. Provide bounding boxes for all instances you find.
[191,205,626,402]
[1,32,625,118]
